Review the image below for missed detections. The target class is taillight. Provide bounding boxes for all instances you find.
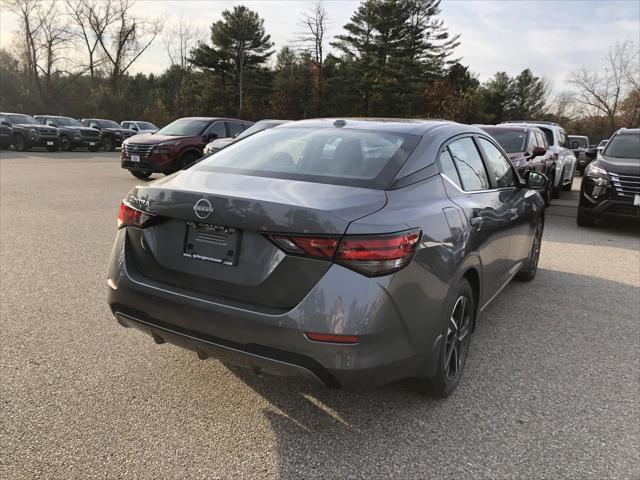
[267,229,421,277]
[117,201,156,229]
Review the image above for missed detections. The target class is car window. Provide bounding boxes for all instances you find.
[206,121,227,139]
[46,119,57,126]
[558,130,569,148]
[527,132,537,152]
[540,127,554,146]
[448,137,490,191]
[535,131,547,148]
[89,121,99,129]
[227,122,244,137]
[478,138,517,188]
[439,149,462,189]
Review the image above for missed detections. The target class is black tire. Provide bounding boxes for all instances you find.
[12,134,28,152]
[59,136,73,152]
[101,136,114,151]
[516,219,543,282]
[425,278,475,398]
[551,168,562,199]
[543,174,552,207]
[131,170,152,179]
[562,178,573,191]
[179,152,200,170]
[576,208,595,227]
[88,145,99,152]
[46,145,59,152]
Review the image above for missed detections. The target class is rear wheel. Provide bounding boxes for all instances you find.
[101,136,114,151]
[179,152,200,170]
[425,279,475,398]
[131,170,152,179]
[562,178,573,191]
[551,168,562,199]
[12,134,28,152]
[516,219,543,282]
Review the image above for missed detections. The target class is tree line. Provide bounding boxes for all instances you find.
[1,0,638,142]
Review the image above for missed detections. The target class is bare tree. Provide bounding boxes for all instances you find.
[92,0,161,92]
[65,0,117,79]
[163,15,201,71]
[6,0,45,96]
[570,41,638,131]
[296,1,329,114]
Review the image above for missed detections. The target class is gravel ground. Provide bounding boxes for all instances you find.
[1,150,639,479]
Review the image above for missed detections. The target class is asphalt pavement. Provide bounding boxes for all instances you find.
[1,149,639,479]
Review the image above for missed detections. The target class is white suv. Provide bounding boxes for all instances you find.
[501,121,577,197]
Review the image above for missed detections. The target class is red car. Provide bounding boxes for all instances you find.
[479,125,555,206]
[121,117,253,179]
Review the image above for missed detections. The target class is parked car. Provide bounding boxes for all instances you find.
[203,119,286,155]
[597,139,609,154]
[568,134,597,175]
[0,118,11,149]
[80,118,136,151]
[577,128,640,226]
[0,112,59,152]
[479,124,554,205]
[120,120,159,135]
[121,117,252,179]
[501,121,576,196]
[108,118,547,397]
[34,115,100,152]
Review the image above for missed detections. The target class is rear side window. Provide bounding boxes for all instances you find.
[194,127,419,188]
[227,122,244,137]
[439,149,462,189]
[540,127,554,146]
[207,122,226,139]
[558,130,569,148]
[448,137,490,191]
[478,138,517,188]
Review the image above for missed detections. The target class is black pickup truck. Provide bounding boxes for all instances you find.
[35,115,101,152]
[0,112,60,151]
[568,135,598,175]
[80,118,136,151]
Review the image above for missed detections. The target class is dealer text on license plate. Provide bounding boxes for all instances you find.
[183,222,240,266]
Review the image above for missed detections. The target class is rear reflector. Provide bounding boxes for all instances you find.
[305,332,359,344]
[117,200,156,229]
[268,229,421,277]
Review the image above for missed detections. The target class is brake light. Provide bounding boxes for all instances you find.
[336,230,421,276]
[305,332,359,344]
[117,201,156,229]
[268,229,421,276]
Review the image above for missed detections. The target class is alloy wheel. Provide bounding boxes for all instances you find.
[13,136,24,151]
[60,137,71,151]
[102,137,113,151]
[444,295,472,380]
[530,224,543,274]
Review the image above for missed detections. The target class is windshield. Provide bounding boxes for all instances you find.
[7,114,39,125]
[603,133,640,159]
[483,129,526,153]
[97,119,121,129]
[194,127,419,187]
[568,136,588,148]
[55,117,81,127]
[137,122,157,130]
[156,118,211,136]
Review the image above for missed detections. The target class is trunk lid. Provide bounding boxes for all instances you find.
[124,170,386,310]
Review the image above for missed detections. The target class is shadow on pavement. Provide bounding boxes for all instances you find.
[222,268,639,479]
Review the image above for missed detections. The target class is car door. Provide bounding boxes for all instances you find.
[477,136,534,267]
[527,131,544,174]
[440,136,517,303]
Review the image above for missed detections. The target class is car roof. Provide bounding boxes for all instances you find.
[278,118,478,136]
[477,124,535,133]
[1,112,33,116]
[615,128,640,135]
[172,117,247,122]
[34,115,73,119]
[568,134,588,139]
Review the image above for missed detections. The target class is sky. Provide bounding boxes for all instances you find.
[1,0,639,92]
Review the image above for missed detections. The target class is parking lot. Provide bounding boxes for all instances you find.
[1,150,638,479]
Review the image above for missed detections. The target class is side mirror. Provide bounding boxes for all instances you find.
[530,146,546,158]
[1,121,11,127]
[131,126,138,131]
[524,171,547,190]
[205,132,218,142]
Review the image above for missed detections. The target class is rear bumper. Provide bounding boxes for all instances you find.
[106,230,438,388]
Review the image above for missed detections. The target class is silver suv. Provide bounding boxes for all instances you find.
[502,121,577,197]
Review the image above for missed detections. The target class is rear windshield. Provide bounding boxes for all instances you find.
[137,122,157,130]
[604,133,640,159]
[194,127,420,188]
[483,129,526,153]
[568,136,588,148]
[157,119,211,136]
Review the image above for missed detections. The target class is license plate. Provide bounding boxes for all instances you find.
[46,141,54,146]
[183,222,240,266]
[131,154,140,162]
[634,194,640,207]
[89,142,96,146]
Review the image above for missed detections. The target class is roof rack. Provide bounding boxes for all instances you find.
[500,120,560,126]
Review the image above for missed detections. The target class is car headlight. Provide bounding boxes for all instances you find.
[585,162,608,179]
[583,162,610,200]
[155,141,180,147]
[28,128,37,134]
